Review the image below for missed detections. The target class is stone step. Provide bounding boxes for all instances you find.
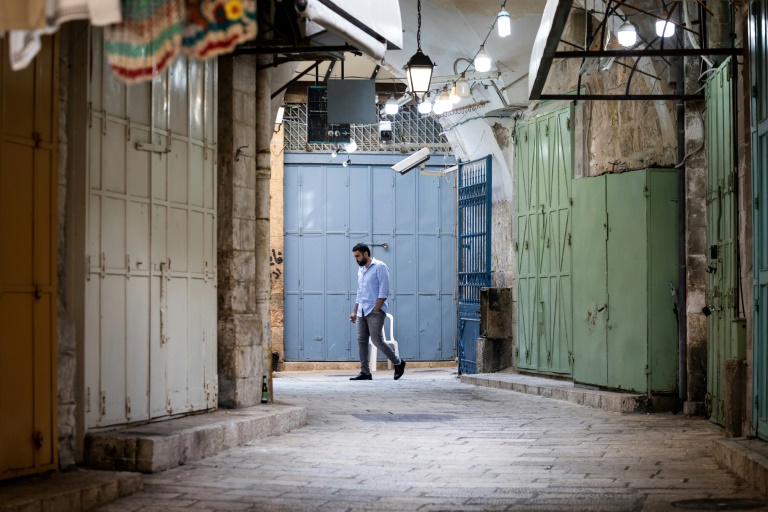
[85,404,306,473]
[461,372,660,413]
[715,437,768,496]
[0,469,141,512]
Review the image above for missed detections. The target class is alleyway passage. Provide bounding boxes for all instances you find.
[98,369,767,511]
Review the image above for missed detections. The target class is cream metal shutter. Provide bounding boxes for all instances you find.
[84,29,217,428]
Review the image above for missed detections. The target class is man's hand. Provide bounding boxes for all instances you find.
[349,313,356,323]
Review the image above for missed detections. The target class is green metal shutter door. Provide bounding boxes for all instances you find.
[705,59,738,426]
[515,104,574,375]
[751,0,768,439]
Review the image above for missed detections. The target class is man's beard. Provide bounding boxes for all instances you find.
[357,256,368,267]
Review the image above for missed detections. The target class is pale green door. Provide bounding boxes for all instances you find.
[572,176,608,386]
[705,58,740,426]
[751,0,768,439]
[516,104,574,375]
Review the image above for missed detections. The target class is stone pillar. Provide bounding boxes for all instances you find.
[477,288,515,372]
[217,54,262,408]
[255,54,273,400]
[683,101,708,415]
[269,127,285,369]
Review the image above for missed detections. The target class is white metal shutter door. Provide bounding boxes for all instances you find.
[85,29,217,429]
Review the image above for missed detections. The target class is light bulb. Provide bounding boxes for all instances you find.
[342,158,351,167]
[656,13,675,37]
[617,21,637,47]
[385,95,399,115]
[331,149,338,158]
[433,100,446,115]
[449,83,461,104]
[474,45,492,72]
[497,7,511,37]
[346,138,357,153]
[437,89,451,109]
[418,96,433,114]
[456,77,471,98]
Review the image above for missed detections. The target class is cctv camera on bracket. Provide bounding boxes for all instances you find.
[392,147,431,175]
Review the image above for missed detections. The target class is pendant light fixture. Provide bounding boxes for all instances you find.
[497,6,511,37]
[405,0,435,99]
[617,21,637,47]
[656,11,675,37]
[418,94,433,114]
[456,74,471,98]
[474,45,492,72]
[385,95,399,115]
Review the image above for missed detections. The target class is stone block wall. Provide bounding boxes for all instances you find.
[57,24,77,468]
[217,55,267,407]
[269,128,285,367]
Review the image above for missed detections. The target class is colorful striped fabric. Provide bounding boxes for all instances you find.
[105,0,257,83]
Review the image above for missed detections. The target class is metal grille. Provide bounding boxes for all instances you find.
[457,155,492,375]
[283,103,451,153]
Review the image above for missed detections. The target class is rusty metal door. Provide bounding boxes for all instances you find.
[84,29,217,428]
[0,37,58,480]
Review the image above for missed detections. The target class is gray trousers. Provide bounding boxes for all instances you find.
[357,310,398,374]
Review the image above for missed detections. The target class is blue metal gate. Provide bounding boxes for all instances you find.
[283,153,457,362]
[458,156,492,374]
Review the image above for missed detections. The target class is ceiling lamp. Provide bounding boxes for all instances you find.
[449,83,461,104]
[456,75,471,98]
[474,45,492,72]
[497,7,511,37]
[418,94,433,114]
[405,0,435,99]
[433,93,446,115]
[345,138,358,153]
[385,95,399,115]
[617,21,637,47]
[656,12,675,37]
[436,88,453,112]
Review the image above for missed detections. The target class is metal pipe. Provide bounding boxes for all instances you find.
[538,94,704,100]
[553,47,739,58]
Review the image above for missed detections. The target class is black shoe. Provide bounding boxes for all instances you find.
[350,372,372,380]
[394,359,406,380]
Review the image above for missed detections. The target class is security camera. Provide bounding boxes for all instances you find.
[379,120,393,142]
[392,147,431,175]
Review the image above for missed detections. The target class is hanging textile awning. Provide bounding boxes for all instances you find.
[6,0,259,83]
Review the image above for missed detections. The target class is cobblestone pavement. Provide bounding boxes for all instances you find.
[98,368,768,512]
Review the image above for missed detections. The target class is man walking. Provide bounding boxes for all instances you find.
[349,243,406,380]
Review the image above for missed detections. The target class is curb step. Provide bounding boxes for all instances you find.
[85,404,306,473]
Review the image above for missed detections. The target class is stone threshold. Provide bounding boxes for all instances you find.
[461,371,659,413]
[280,360,457,372]
[85,404,306,474]
[715,437,768,496]
[0,469,141,512]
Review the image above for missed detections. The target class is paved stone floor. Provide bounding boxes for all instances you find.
[97,368,768,511]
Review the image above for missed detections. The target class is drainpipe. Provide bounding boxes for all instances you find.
[256,25,273,400]
[676,10,688,412]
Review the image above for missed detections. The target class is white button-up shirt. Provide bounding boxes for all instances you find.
[356,257,390,317]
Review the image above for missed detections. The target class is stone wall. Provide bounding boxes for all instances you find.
[269,128,285,367]
[57,25,77,468]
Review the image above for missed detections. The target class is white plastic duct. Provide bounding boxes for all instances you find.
[295,0,402,61]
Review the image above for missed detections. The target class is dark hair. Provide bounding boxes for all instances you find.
[352,243,370,256]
